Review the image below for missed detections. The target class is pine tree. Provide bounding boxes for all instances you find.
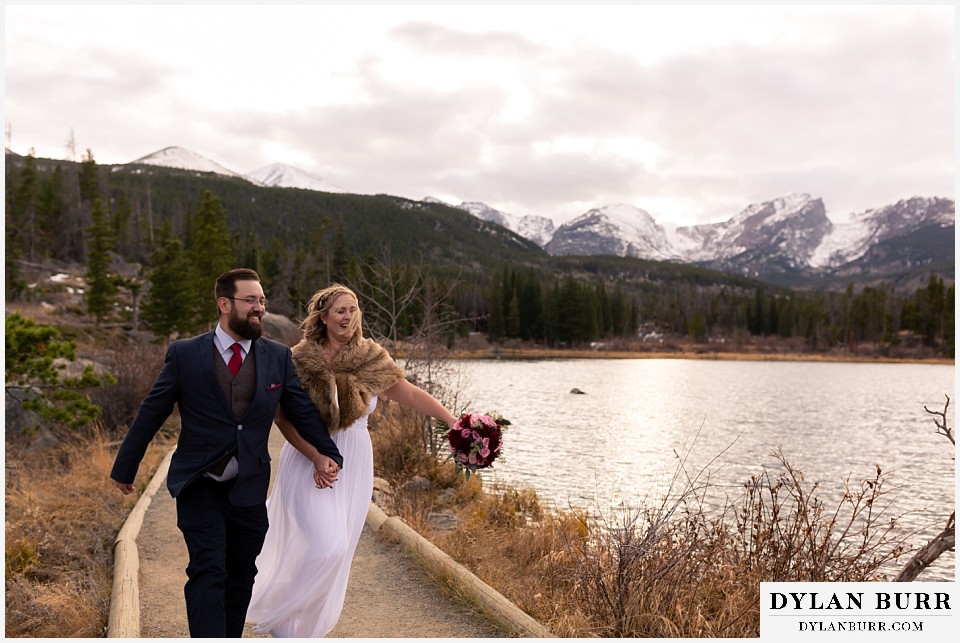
[37,164,66,260]
[188,190,233,327]
[506,290,521,338]
[5,226,26,299]
[331,221,350,285]
[78,149,100,203]
[5,313,114,432]
[517,275,542,340]
[143,229,196,338]
[85,197,117,325]
[10,151,39,262]
[486,277,505,340]
[113,191,132,254]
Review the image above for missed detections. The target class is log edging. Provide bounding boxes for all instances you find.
[107,447,174,638]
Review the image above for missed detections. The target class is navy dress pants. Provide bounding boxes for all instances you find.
[176,476,269,637]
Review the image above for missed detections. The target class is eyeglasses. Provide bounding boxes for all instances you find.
[227,296,268,309]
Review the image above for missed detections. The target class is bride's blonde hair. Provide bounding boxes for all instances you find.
[301,283,363,344]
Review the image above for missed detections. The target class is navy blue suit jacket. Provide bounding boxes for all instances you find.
[111,331,342,507]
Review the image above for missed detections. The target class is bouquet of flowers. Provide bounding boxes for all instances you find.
[439,412,510,478]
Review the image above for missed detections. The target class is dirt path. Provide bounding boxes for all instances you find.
[136,430,505,638]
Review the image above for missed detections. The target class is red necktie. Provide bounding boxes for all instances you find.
[228,342,242,377]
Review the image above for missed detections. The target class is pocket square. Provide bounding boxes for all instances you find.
[266,383,281,390]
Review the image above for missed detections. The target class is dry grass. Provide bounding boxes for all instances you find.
[4,431,174,637]
[4,304,176,637]
[370,406,922,638]
[5,430,174,637]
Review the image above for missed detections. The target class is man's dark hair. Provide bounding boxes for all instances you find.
[215,268,261,300]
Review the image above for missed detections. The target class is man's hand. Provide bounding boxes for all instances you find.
[312,454,340,489]
[113,479,135,495]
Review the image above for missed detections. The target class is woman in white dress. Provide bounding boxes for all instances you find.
[247,283,458,637]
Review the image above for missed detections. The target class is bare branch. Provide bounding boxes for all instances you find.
[894,513,955,582]
[923,394,954,446]
[895,394,955,581]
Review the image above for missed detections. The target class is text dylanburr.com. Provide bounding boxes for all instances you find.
[761,582,955,640]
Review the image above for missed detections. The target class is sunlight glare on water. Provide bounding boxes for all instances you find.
[451,358,955,580]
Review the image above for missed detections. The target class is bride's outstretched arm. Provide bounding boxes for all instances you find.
[275,407,339,488]
[381,379,458,426]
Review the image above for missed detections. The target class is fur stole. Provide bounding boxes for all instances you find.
[291,336,404,433]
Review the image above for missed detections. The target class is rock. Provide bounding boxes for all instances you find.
[427,510,463,533]
[570,387,586,395]
[372,477,396,514]
[402,476,433,493]
[5,388,56,448]
[437,488,456,504]
[261,312,300,346]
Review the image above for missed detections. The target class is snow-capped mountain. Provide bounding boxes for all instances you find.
[672,194,831,267]
[245,162,346,193]
[534,193,953,282]
[456,201,555,247]
[810,197,955,268]
[128,146,251,181]
[119,145,952,286]
[546,204,676,261]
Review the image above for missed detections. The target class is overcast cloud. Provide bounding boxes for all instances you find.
[3,5,954,225]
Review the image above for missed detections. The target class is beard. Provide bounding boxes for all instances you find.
[228,307,263,340]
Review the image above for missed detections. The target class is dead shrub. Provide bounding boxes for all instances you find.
[87,334,167,435]
[4,430,173,637]
[433,488,592,636]
[370,403,438,484]
[407,443,920,638]
[550,448,915,637]
[723,448,909,583]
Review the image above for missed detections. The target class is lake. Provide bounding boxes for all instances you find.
[446,357,955,581]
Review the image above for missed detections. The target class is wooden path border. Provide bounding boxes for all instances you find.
[107,449,552,638]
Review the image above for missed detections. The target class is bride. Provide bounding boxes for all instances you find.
[246,283,458,637]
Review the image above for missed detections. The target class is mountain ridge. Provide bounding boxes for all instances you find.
[122,145,955,288]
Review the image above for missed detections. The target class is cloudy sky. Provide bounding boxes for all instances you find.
[4,4,955,226]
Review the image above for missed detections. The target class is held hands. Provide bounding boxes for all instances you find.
[312,454,340,489]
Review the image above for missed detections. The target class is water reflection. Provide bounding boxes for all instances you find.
[452,358,955,581]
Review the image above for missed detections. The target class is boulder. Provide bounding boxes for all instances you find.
[261,313,300,346]
[372,476,395,514]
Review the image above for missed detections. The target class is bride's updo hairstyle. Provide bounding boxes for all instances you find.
[302,283,364,344]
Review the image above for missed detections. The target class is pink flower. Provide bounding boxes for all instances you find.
[442,411,509,474]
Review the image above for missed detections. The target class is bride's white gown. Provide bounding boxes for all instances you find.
[247,396,377,637]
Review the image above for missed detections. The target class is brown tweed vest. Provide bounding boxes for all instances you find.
[214,343,256,420]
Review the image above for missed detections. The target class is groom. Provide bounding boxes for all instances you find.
[111,268,342,637]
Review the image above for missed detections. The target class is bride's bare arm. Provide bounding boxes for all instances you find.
[381,379,458,426]
[275,407,339,487]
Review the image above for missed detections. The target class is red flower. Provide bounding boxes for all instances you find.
[442,412,510,477]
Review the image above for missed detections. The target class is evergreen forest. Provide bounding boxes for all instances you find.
[5,151,955,358]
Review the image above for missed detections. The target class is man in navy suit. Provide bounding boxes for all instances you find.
[111,268,342,637]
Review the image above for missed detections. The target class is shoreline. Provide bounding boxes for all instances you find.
[444,347,954,365]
